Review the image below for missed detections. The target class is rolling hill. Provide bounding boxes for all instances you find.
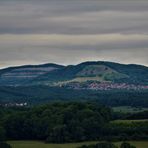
[0,63,64,86]
[32,61,148,86]
[0,61,148,88]
[0,61,148,106]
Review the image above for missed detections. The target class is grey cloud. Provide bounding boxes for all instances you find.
[0,0,148,67]
[0,45,147,68]
[0,0,148,34]
[0,34,148,67]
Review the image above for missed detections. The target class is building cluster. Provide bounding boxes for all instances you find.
[0,102,27,107]
[62,82,148,91]
[89,82,148,90]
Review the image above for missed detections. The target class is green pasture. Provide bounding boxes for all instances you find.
[8,141,148,148]
[113,106,148,113]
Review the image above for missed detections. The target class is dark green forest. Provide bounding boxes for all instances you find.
[0,102,148,143]
[0,127,11,148]
[0,86,148,107]
[0,102,111,142]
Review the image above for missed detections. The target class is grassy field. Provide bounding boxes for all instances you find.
[113,106,148,113]
[111,119,148,124]
[8,141,148,148]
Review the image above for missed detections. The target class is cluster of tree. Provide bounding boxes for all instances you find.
[0,102,147,143]
[125,111,148,120]
[0,102,111,143]
[0,142,11,148]
[0,143,11,148]
[0,127,11,148]
[0,127,5,141]
[102,121,148,141]
[78,142,136,148]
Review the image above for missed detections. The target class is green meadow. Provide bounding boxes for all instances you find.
[111,119,148,124]
[113,106,148,113]
[8,141,148,148]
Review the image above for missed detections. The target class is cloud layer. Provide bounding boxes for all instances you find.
[0,0,148,68]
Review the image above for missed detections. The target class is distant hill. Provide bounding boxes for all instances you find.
[0,61,148,106]
[0,61,148,87]
[32,61,148,86]
[0,63,64,86]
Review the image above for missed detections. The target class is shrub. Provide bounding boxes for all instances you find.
[120,142,136,148]
[0,142,11,148]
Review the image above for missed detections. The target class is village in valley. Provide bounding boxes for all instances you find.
[61,82,148,91]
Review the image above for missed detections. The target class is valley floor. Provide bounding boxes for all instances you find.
[8,141,148,148]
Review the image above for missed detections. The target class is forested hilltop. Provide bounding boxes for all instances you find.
[0,61,148,86]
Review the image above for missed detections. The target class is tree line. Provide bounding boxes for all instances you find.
[0,102,148,143]
[0,86,148,107]
[0,127,11,148]
[0,102,111,143]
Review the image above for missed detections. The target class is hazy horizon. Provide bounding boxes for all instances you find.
[0,0,148,68]
[0,60,148,70]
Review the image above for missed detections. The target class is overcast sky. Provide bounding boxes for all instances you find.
[0,0,148,68]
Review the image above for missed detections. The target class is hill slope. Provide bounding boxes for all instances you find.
[33,61,148,86]
[0,61,148,87]
[0,63,64,86]
[0,61,148,106]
